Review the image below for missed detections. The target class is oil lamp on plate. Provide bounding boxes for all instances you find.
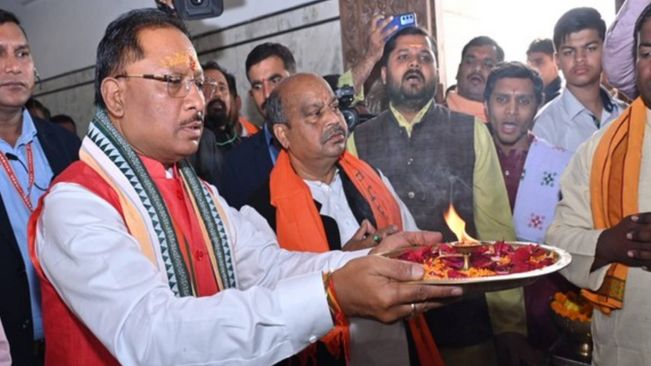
[443,203,482,271]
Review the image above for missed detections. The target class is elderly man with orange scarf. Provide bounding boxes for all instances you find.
[546,5,651,365]
[245,72,443,366]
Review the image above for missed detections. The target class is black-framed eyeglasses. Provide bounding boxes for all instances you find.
[115,73,205,98]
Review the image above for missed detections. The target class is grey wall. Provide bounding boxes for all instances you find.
[10,0,343,136]
[195,0,343,125]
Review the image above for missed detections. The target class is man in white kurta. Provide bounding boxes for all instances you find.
[546,9,651,363]
[545,106,651,365]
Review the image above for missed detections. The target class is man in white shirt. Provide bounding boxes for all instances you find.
[533,7,627,152]
[28,8,462,366]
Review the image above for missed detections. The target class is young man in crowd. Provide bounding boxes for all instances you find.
[217,42,296,208]
[484,61,576,358]
[533,7,627,152]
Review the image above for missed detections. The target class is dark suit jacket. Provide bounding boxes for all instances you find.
[218,130,273,209]
[0,116,80,366]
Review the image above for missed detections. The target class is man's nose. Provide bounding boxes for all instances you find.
[327,106,347,129]
[262,82,273,99]
[408,56,422,69]
[506,100,518,115]
[1,55,22,74]
[471,60,483,73]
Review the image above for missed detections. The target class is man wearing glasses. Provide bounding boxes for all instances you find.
[29,8,463,365]
[189,61,247,186]
[201,60,257,146]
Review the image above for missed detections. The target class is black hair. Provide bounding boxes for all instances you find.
[202,60,238,97]
[381,26,438,68]
[0,8,27,39]
[553,7,605,51]
[484,61,544,106]
[51,114,76,126]
[634,3,651,62]
[94,8,189,109]
[245,43,296,79]
[461,36,504,62]
[527,38,554,56]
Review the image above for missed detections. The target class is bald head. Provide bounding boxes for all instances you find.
[265,73,334,126]
[267,73,348,166]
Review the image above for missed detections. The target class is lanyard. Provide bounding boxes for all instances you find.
[0,143,35,211]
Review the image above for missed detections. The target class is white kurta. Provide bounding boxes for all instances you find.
[35,181,367,366]
[546,108,651,365]
[305,170,417,366]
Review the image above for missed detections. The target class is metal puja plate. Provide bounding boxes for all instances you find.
[381,241,572,293]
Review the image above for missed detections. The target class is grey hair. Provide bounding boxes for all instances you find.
[264,88,288,126]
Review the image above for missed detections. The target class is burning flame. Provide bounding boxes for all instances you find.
[443,203,479,244]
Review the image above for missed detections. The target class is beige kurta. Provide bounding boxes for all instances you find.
[546,108,651,365]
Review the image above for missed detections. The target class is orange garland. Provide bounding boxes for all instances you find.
[550,292,593,323]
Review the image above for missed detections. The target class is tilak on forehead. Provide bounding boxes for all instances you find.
[160,50,198,72]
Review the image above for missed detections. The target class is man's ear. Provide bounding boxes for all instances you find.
[273,123,290,150]
[381,66,387,85]
[483,102,490,122]
[101,77,125,118]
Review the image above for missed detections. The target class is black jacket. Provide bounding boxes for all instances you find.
[0,116,80,366]
[218,130,273,209]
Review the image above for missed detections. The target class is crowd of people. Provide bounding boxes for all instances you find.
[1,1,651,365]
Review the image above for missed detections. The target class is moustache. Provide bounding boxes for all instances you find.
[320,125,347,144]
[181,111,204,126]
[207,98,226,112]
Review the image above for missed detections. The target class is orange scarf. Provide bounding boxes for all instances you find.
[270,150,443,365]
[445,90,487,122]
[582,97,646,314]
[239,117,260,136]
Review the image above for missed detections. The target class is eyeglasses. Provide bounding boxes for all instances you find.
[115,73,205,98]
[202,78,229,100]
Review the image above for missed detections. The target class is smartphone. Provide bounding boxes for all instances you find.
[381,12,417,33]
